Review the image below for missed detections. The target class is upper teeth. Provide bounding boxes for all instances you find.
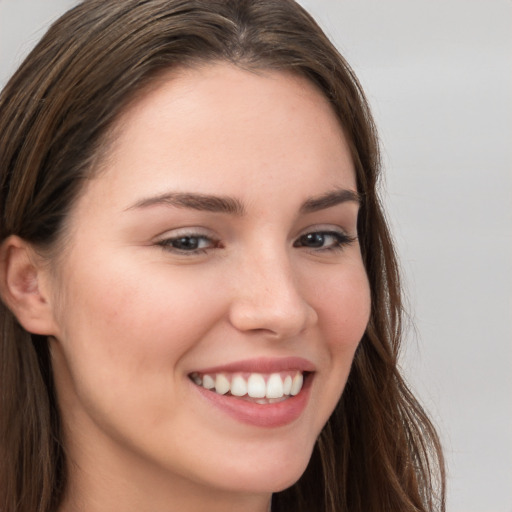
[190,371,304,399]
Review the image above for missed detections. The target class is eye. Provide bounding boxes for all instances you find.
[293,230,355,251]
[157,234,219,254]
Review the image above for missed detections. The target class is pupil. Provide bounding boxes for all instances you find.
[303,233,324,247]
[173,237,199,250]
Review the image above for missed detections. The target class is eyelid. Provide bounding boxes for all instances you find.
[154,227,221,255]
[293,225,357,251]
[295,223,356,239]
[152,224,356,255]
[154,225,215,242]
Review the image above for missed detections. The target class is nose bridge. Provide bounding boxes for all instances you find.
[228,243,317,337]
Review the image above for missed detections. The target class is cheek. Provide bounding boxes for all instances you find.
[296,261,370,441]
[310,260,370,409]
[59,255,217,346]
[50,258,230,448]
[51,255,228,405]
[315,263,371,355]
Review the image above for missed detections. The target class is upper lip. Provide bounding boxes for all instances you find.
[190,356,316,375]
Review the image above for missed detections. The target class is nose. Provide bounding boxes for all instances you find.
[227,251,318,339]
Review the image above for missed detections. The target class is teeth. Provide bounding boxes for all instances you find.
[290,373,303,396]
[215,374,230,395]
[266,373,284,398]
[202,374,215,389]
[247,374,266,398]
[192,370,306,400]
[283,375,292,395]
[231,375,248,397]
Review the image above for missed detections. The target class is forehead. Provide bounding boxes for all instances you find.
[87,62,356,211]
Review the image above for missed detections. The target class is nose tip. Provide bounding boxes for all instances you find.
[228,261,318,339]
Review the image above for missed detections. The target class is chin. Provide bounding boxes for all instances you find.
[211,444,314,495]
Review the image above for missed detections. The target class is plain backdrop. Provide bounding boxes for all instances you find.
[1,1,511,511]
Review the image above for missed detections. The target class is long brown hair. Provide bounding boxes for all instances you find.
[0,1,445,511]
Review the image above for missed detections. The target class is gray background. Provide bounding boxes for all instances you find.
[1,1,510,511]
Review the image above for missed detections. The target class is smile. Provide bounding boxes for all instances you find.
[188,357,315,427]
[189,371,304,403]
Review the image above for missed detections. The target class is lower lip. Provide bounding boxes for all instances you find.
[192,375,313,428]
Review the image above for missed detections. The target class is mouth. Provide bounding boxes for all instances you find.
[188,370,307,404]
[187,358,315,427]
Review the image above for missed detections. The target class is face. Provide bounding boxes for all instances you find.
[46,63,371,506]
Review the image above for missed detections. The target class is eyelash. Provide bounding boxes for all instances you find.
[293,231,356,251]
[156,230,355,256]
[156,233,220,254]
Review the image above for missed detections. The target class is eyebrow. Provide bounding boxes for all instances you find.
[299,188,361,214]
[128,188,360,215]
[128,192,246,215]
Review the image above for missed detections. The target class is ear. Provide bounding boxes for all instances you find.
[0,235,58,336]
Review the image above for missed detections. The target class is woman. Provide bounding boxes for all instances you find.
[0,1,445,511]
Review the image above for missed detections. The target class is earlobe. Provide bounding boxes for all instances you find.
[0,235,57,336]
